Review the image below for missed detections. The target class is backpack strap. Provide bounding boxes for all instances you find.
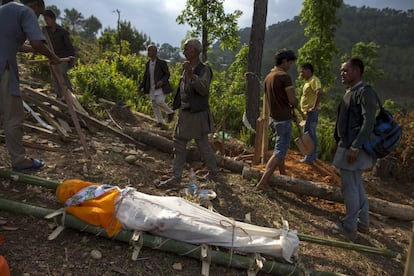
[355,83,383,112]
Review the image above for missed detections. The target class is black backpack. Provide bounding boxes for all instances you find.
[362,92,402,158]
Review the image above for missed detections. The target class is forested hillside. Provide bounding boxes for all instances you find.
[217,4,414,109]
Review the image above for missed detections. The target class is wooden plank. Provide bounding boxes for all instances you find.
[0,134,65,152]
[22,87,72,122]
[76,111,147,150]
[261,93,270,164]
[22,123,64,142]
[23,86,146,149]
[57,118,72,133]
[37,108,70,141]
[252,117,264,165]
[43,30,91,159]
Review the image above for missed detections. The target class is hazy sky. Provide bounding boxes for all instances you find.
[46,0,414,47]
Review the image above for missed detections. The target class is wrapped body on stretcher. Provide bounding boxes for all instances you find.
[56,179,299,262]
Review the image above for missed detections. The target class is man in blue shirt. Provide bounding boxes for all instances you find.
[0,0,61,171]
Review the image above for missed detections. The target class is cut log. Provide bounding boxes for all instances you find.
[125,126,173,153]
[125,127,246,174]
[98,98,157,124]
[242,166,414,221]
[75,111,146,150]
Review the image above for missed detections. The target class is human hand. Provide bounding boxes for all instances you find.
[292,113,297,124]
[182,61,193,79]
[49,56,61,65]
[301,111,307,121]
[330,143,338,157]
[346,148,359,163]
[155,80,163,89]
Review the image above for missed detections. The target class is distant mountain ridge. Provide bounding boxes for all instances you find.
[220,4,414,109]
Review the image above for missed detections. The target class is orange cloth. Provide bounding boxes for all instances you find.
[56,179,122,237]
[0,255,10,276]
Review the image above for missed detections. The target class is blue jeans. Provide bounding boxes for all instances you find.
[340,169,370,231]
[303,110,318,161]
[270,119,292,160]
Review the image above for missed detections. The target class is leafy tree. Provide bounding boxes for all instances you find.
[228,44,248,95]
[62,8,84,33]
[176,0,242,62]
[158,43,182,62]
[97,28,116,52]
[297,0,343,91]
[81,15,102,41]
[98,21,148,55]
[342,41,384,85]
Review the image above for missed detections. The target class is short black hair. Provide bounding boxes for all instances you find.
[2,0,14,5]
[274,48,297,66]
[20,0,44,9]
[43,9,56,19]
[301,62,314,74]
[348,58,364,75]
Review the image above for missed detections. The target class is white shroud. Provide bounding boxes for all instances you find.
[115,188,299,262]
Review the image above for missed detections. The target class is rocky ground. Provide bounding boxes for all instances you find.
[0,91,412,276]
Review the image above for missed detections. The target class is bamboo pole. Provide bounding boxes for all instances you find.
[0,169,59,190]
[0,168,402,260]
[42,30,91,159]
[298,233,399,258]
[0,198,343,276]
[404,222,414,276]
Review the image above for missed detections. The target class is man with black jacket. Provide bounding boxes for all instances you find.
[139,44,174,128]
[43,9,75,99]
[332,58,377,241]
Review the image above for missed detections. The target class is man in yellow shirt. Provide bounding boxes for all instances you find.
[299,63,322,163]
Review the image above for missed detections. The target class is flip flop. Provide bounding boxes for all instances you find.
[155,177,181,190]
[13,158,45,172]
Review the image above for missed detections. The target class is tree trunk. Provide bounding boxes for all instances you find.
[242,166,414,221]
[245,0,268,132]
[124,127,245,174]
[201,0,208,62]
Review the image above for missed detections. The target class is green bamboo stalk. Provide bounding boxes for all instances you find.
[0,169,401,260]
[298,233,399,258]
[0,198,342,276]
[0,169,59,190]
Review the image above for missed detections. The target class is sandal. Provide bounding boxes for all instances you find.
[156,177,181,189]
[13,158,45,172]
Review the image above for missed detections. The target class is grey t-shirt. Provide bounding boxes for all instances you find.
[0,2,45,95]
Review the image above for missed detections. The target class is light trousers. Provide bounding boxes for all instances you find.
[172,134,218,179]
[0,70,26,166]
